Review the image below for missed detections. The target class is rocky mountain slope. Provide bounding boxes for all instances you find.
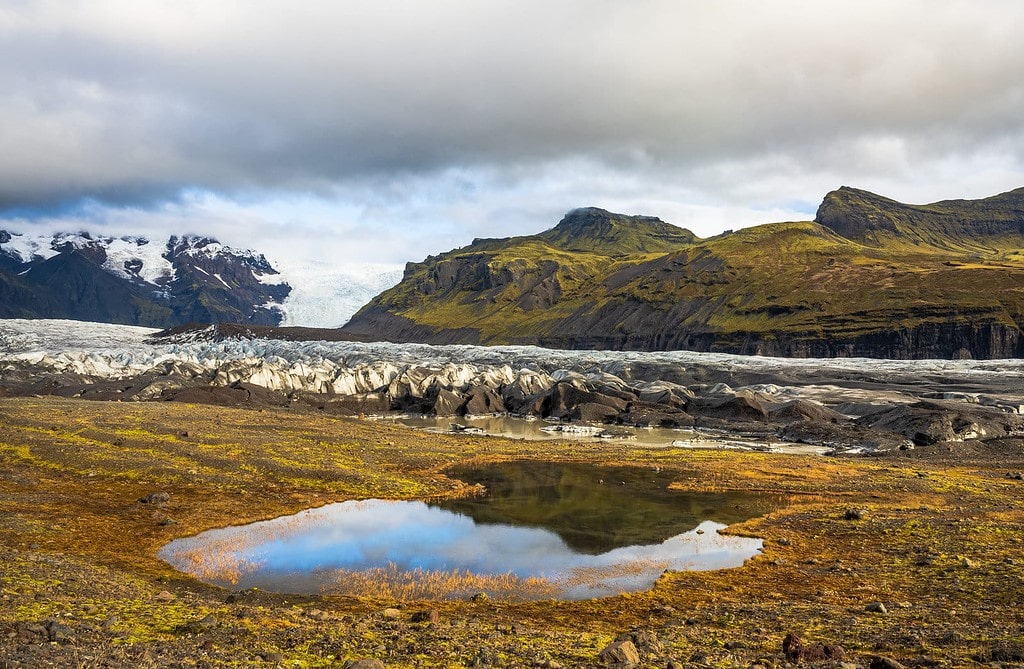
[0,232,289,327]
[342,188,1024,358]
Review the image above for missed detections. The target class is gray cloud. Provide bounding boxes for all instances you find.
[1,0,1023,255]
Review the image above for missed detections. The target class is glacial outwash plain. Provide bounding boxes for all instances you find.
[2,187,1024,668]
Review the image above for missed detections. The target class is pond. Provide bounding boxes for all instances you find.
[160,461,779,600]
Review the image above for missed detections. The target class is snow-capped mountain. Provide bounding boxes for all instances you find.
[0,229,402,329]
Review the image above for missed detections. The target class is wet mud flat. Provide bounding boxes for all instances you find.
[2,396,1024,667]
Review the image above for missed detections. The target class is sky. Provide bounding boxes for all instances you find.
[1,0,1023,267]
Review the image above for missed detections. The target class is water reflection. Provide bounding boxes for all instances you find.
[160,462,775,600]
[392,414,828,454]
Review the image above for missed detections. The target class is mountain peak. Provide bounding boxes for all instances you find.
[537,207,698,255]
[816,186,1024,247]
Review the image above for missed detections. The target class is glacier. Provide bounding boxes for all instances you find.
[2,318,1022,402]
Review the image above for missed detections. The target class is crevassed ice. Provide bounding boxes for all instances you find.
[0,318,1022,398]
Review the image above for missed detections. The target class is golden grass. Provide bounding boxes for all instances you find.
[2,396,1024,667]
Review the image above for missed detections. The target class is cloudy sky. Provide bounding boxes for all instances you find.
[2,0,1023,266]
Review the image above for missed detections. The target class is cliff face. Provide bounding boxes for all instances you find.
[815,185,1024,248]
[341,189,1024,359]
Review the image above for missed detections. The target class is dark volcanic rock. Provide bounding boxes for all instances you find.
[548,383,631,420]
[689,390,770,421]
[464,385,505,415]
[860,400,1024,445]
[432,388,466,417]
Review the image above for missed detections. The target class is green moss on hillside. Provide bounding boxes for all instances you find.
[344,187,1024,357]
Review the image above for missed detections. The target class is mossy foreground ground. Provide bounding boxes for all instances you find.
[1,397,1023,668]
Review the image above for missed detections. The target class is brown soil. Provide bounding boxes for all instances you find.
[1,396,1023,668]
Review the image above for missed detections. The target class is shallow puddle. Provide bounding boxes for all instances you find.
[160,462,779,600]
[390,414,827,454]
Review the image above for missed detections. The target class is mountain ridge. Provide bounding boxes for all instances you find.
[0,231,289,327]
[342,186,1024,359]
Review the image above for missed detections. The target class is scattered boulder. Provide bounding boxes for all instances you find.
[44,619,75,643]
[598,639,641,668]
[844,508,867,521]
[154,590,176,602]
[620,629,663,655]
[410,609,440,624]
[868,657,906,669]
[865,601,888,614]
[782,632,846,663]
[140,491,171,506]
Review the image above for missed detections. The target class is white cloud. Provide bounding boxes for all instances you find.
[0,0,1022,263]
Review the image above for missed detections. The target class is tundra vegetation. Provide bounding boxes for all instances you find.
[2,396,1024,667]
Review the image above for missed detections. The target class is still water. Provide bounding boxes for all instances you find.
[391,414,827,454]
[160,462,777,600]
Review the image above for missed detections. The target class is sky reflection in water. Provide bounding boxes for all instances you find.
[161,465,768,600]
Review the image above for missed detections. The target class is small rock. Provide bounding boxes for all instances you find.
[410,609,439,624]
[197,614,217,628]
[625,629,663,654]
[598,639,641,668]
[140,491,171,506]
[961,557,977,568]
[869,657,907,669]
[865,601,888,614]
[783,632,846,663]
[262,651,285,663]
[724,640,744,650]
[470,648,496,667]
[154,590,176,602]
[159,517,178,526]
[343,660,385,669]
[82,604,99,615]
[470,592,490,603]
[844,508,866,521]
[382,608,402,619]
[45,620,75,643]
[101,615,119,630]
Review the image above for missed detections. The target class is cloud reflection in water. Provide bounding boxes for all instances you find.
[161,499,762,599]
